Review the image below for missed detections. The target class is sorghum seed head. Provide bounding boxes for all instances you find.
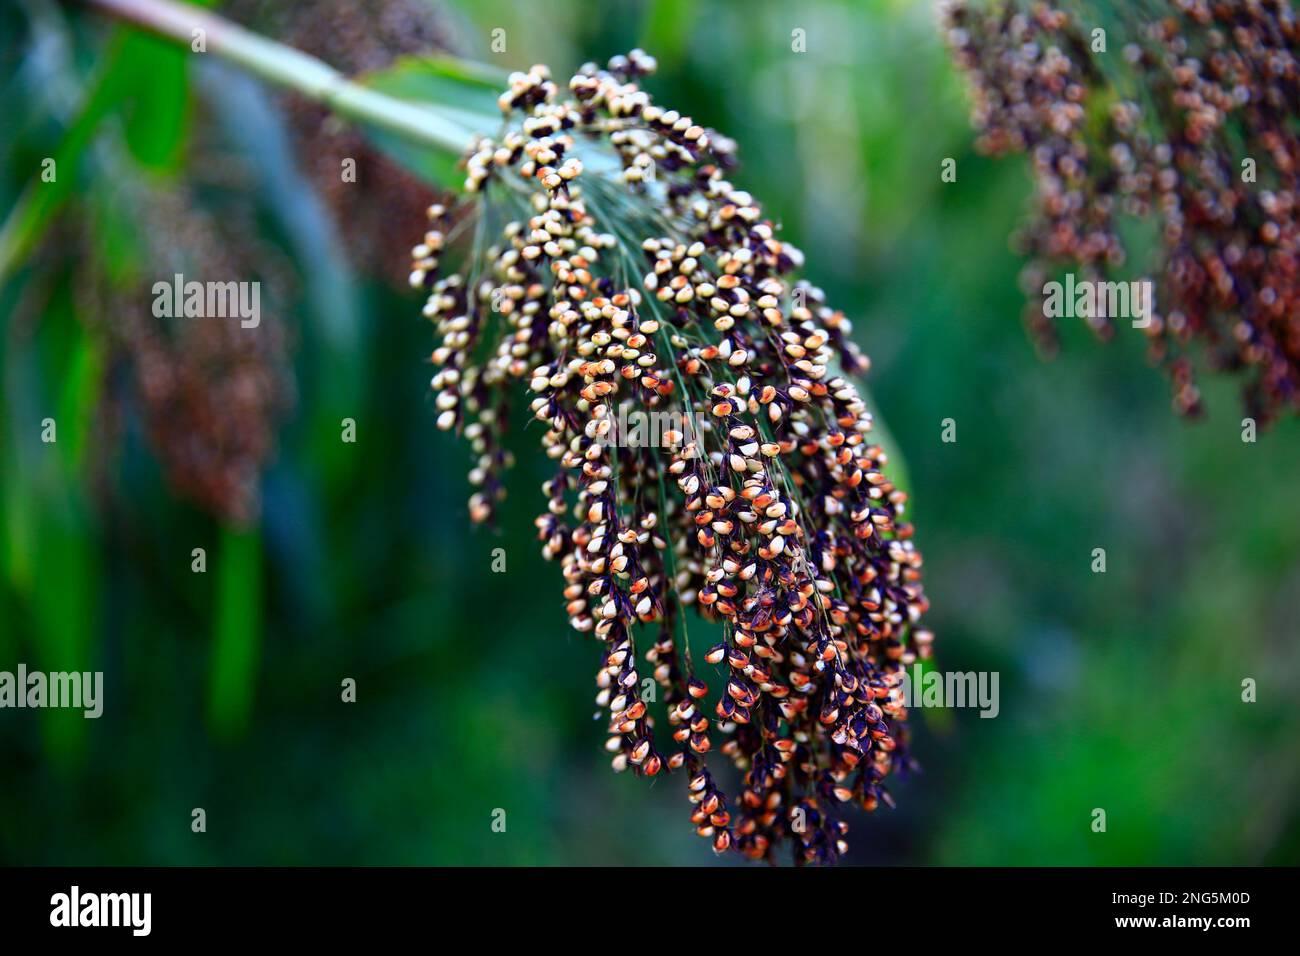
[945,0,1300,424]
[414,50,931,865]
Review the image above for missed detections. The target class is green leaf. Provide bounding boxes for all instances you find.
[356,55,507,189]
[360,54,507,119]
[0,16,204,286]
[118,32,192,171]
[14,284,105,767]
[207,525,263,740]
[0,31,133,287]
[357,123,466,191]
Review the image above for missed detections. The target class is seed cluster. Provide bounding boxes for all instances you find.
[411,52,931,863]
[945,0,1300,423]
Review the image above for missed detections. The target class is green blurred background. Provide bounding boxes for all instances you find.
[1,0,1297,866]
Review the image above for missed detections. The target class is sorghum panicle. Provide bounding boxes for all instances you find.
[411,52,931,864]
[944,0,1300,423]
[88,188,294,526]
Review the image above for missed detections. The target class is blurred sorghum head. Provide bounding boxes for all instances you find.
[944,0,1300,423]
[410,51,932,864]
[82,186,295,527]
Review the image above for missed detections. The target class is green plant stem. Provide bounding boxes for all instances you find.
[79,0,478,154]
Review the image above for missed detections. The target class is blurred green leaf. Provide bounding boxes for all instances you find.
[360,54,507,118]
[208,525,262,740]
[0,33,131,286]
[118,33,192,171]
[19,282,105,767]
[356,55,507,189]
[0,18,205,284]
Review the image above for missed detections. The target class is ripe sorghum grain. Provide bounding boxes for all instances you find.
[944,0,1300,423]
[411,52,931,864]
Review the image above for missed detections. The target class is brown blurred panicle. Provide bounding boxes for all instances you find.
[945,0,1300,423]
